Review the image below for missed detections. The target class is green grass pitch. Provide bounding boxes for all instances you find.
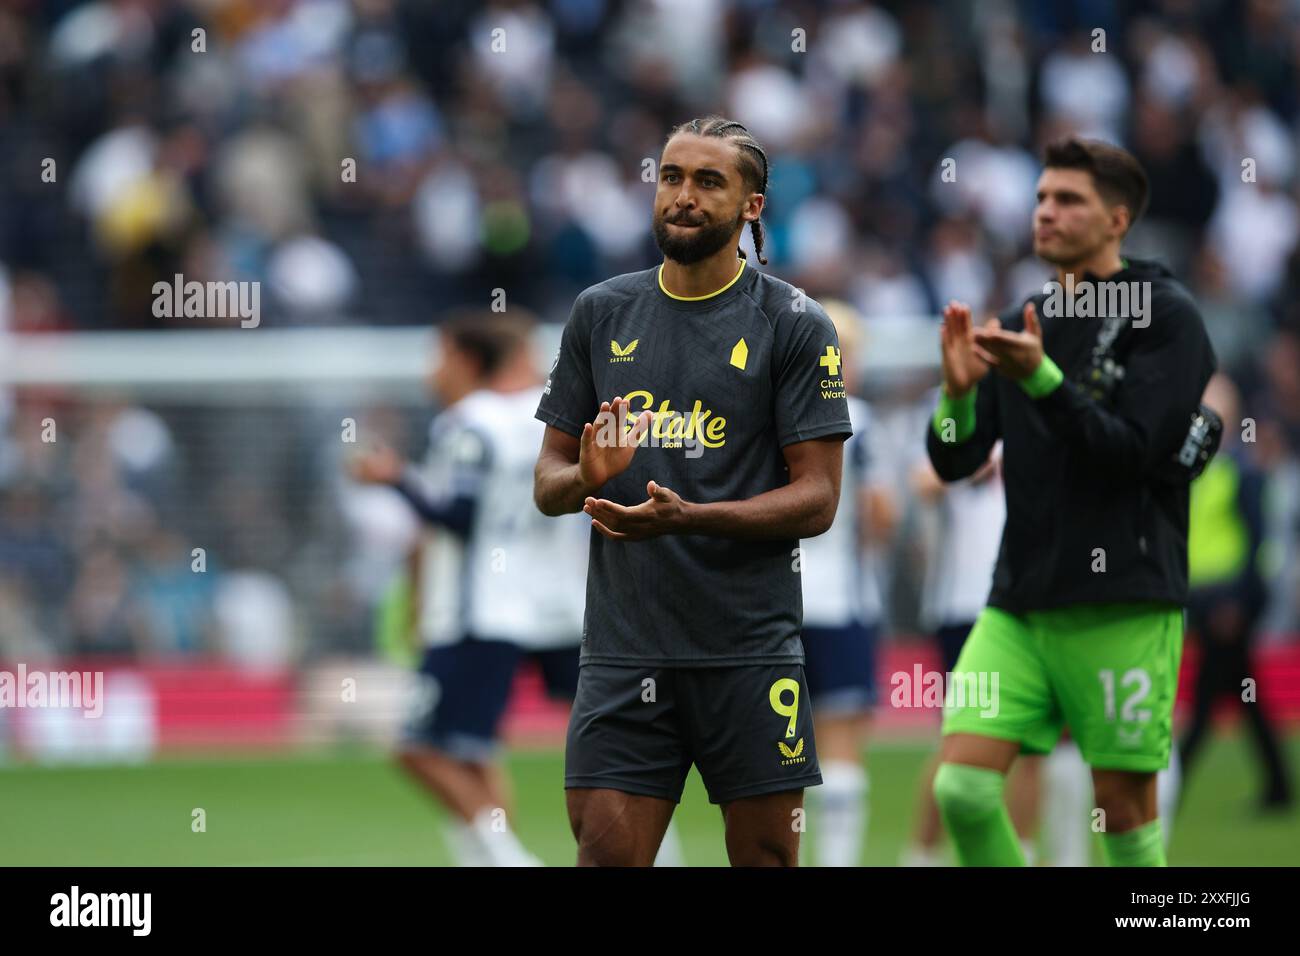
[1,733,1295,866]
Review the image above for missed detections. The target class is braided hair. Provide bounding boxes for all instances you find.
[667,116,770,265]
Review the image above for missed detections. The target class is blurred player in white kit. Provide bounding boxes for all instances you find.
[352,311,683,866]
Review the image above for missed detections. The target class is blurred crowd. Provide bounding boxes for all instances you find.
[1,0,1300,664]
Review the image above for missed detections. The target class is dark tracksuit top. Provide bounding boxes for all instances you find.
[926,257,1217,614]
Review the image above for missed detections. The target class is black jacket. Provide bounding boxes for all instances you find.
[927,258,1217,613]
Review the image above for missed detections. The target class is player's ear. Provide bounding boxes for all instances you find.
[1110,202,1130,238]
[744,193,764,223]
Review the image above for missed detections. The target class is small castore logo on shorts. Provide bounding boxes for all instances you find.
[777,738,806,765]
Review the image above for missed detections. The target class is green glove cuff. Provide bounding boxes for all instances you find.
[932,389,977,444]
[1019,354,1064,399]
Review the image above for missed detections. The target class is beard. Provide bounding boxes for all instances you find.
[1034,240,1074,266]
[1034,229,1099,267]
[652,206,744,265]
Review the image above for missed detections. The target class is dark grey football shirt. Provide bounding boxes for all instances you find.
[536,260,853,666]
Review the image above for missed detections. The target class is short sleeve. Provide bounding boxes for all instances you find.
[773,300,854,447]
[536,292,598,437]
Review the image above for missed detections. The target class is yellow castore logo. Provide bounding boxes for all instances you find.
[610,339,639,362]
[778,738,804,759]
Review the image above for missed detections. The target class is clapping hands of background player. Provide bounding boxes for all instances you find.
[941,300,1045,391]
[939,300,994,398]
[971,302,1045,382]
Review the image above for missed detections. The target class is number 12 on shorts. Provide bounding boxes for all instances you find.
[1098,668,1151,723]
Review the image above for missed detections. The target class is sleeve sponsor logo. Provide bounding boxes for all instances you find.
[819,345,845,398]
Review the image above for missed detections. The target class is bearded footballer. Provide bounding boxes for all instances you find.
[533,116,852,867]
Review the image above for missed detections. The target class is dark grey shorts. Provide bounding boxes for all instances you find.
[565,663,822,804]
